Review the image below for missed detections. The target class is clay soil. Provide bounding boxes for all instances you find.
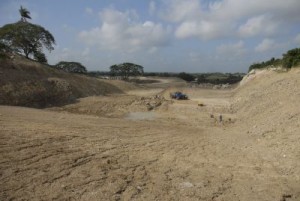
[1,73,300,201]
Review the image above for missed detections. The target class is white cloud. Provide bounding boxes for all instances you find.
[47,46,93,67]
[161,0,202,22]
[238,15,279,37]
[161,0,300,40]
[217,41,246,56]
[175,20,229,40]
[255,39,275,52]
[47,47,71,64]
[78,8,171,52]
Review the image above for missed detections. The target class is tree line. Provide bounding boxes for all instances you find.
[178,72,244,84]
[248,48,300,72]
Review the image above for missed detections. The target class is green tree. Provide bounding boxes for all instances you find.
[110,64,121,77]
[19,6,31,22]
[33,51,47,63]
[248,57,282,72]
[0,21,55,59]
[282,48,300,68]
[0,6,55,62]
[110,62,144,79]
[54,61,87,73]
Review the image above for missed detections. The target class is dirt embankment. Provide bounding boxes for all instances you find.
[233,68,300,134]
[0,55,137,107]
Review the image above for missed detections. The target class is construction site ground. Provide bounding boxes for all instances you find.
[1,72,300,201]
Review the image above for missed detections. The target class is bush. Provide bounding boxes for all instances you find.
[282,48,300,68]
[33,51,47,64]
[53,61,87,73]
[248,57,281,72]
[248,48,300,72]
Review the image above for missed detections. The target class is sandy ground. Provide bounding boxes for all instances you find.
[1,74,300,201]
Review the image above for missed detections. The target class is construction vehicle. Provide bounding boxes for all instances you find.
[170,91,188,100]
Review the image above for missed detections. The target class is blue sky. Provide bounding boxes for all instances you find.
[1,0,300,73]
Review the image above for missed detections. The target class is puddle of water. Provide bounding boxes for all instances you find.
[125,112,157,121]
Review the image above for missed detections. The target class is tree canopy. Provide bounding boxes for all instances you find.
[54,61,87,74]
[282,48,300,68]
[110,63,144,79]
[0,21,55,60]
[0,6,55,63]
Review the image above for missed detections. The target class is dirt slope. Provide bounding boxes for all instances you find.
[233,68,300,137]
[0,55,137,107]
[0,67,300,200]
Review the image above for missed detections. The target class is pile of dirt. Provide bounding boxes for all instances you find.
[0,55,136,107]
[233,68,300,126]
[51,94,171,118]
[231,68,300,181]
[233,68,300,128]
[134,95,170,111]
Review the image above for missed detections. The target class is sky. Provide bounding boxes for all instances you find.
[1,0,300,73]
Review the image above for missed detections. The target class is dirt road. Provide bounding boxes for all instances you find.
[0,76,299,200]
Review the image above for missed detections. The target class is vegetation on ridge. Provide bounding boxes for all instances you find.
[110,63,144,79]
[53,61,87,74]
[248,48,300,72]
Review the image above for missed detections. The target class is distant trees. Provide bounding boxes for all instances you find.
[0,6,55,63]
[248,57,281,72]
[282,48,300,68]
[178,72,195,82]
[248,48,300,72]
[196,73,243,84]
[110,63,144,79]
[197,74,207,83]
[54,61,87,73]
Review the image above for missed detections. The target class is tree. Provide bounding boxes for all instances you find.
[109,62,144,79]
[19,6,31,22]
[0,21,55,59]
[0,6,55,62]
[54,61,87,73]
[33,51,47,63]
[110,64,120,77]
[282,48,300,68]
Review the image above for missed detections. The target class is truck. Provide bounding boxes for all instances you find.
[170,91,188,100]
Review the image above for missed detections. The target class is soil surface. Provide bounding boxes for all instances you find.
[1,72,300,201]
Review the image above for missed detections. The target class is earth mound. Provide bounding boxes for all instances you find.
[0,55,137,107]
